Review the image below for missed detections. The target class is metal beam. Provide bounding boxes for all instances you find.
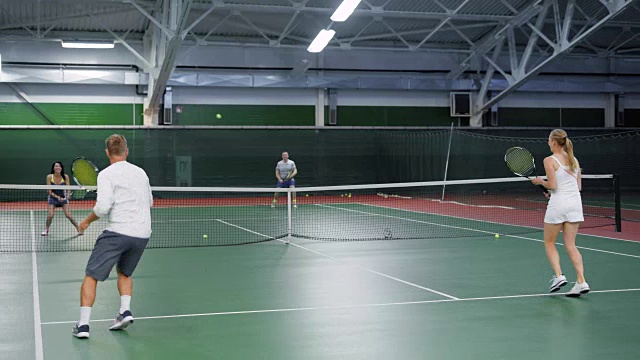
[0,7,141,31]
[341,22,497,43]
[412,0,472,50]
[561,0,576,45]
[146,0,193,119]
[0,6,38,37]
[189,2,510,22]
[125,0,172,38]
[82,8,153,69]
[446,0,546,80]
[477,0,635,113]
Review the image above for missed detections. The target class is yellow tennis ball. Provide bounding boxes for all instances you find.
[494,234,500,239]
[216,114,222,119]
[305,194,309,197]
[203,234,208,239]
[348,193,351,198]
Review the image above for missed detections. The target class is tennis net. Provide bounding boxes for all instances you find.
[0,175,619,252]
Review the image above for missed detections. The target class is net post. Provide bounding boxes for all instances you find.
[441,122,454,201]
[286,190,292,244]
[614,174,622,232]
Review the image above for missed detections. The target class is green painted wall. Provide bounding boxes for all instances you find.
[0,102,627,128]
[172,105,315,125]
[332,106,452,126]
[623,109,640,127]
[498,108,605,127]
[0,103,142,125]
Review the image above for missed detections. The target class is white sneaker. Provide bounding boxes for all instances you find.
[566,282,590,297]
[41,230,49,236]
[549,274,568,293]
[109,310,134,330]
[72,323,90,339]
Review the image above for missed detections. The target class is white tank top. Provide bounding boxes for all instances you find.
[549,155,579,194]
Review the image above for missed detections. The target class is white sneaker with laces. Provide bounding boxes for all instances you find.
[566,282,590,297]
[549,274,568,293]
[109,310,134,330]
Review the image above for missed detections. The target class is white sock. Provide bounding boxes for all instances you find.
[119,295,131,314]
[79,307,91,326]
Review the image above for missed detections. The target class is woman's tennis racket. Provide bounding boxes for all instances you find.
[71,157,99,198]
[504,147,548,194]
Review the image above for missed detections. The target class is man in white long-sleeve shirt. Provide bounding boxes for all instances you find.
[72,134,153,339]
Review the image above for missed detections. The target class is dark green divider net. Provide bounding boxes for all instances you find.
[0,128,637,223]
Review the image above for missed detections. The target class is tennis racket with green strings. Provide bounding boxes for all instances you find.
[504,147,548,194]
[71,157,99,199]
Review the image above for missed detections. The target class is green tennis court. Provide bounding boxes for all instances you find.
[2,200,640,359]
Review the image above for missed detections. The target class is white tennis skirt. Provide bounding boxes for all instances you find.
[544,192,584,224]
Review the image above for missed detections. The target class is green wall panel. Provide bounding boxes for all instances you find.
[498,108,604,127]
[623,109,640,127]
[172,105,314,125]
[560,108,605,127]
[332,106,452,126]
[0,103,142,125]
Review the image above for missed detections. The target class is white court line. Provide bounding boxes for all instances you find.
[41,287,640,326]
[30,211,44,360]
[287,241,458,299]
[322,203,640,258]
[504,234,640,259]
[214,219,278,240]
[315,203,496,236]
[215,219,458,300]
[358,202,640,244]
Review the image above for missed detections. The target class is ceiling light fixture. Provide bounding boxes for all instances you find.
[61,41,115,49]
[330,0,362,22]
[307,29,336,53]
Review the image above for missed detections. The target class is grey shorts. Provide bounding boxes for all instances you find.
[86,230,149,281]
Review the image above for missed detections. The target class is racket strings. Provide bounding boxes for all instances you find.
[73,160,98,187]
[505,148,535,177]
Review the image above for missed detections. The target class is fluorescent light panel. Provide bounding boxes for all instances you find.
[307,29,335,53]
[330,0,361,22]
[61,41,115,49]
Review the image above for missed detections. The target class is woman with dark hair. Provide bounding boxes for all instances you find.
[42,161,81,236]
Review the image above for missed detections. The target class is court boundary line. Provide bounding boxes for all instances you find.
[30,210,44,360]
[215,219,458,300]
[352,202,640,244]
[40,287,640,326]
[318,203,640,259]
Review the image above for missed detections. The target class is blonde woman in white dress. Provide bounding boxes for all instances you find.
[531,129,589,297]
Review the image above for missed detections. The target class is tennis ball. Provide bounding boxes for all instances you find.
[494,234,500,239]
[341,194,344,197]
[203,234,208,239]
[348,193,351,198]
[305,194,309,197]
[216,114,222,119]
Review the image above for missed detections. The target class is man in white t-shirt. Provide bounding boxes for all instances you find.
[72,134,153,339]
[272,151,297,208]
